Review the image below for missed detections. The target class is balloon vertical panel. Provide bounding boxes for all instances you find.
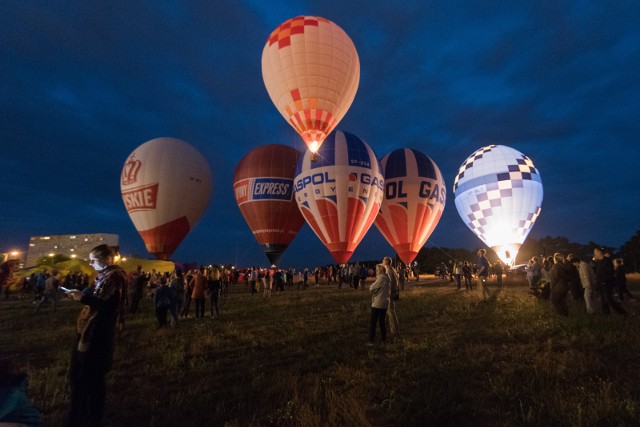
[121,138,213,260]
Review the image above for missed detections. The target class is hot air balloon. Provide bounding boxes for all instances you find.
[294,130,384,264]
[233,144,305,266]
[262,16,360,154]
[453,145,543,266]
[121,137,212,260]
[375,148,446,265]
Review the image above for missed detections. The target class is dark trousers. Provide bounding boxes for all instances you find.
[551,283,570,316]
[194,298,205,318]
[455,274,462,289]
[210,294,219,317]
[369,307,387,343]
[353,276,360,290]
[68,352,107,427]
[598,282,626,315]
[181,295,192,317]
[129,293,142,314]
[156,306,169,326]
[529,276,540,293]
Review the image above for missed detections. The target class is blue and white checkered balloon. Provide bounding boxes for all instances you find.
[453,145,543,265]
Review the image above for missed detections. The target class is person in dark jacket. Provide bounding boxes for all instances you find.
[550,253,570,316]
[207,268,221,318]
[128,266,147,314]
[594,248,626,316]
[66,244,127,427]
[154,277,173,327]
[566,255,583,301]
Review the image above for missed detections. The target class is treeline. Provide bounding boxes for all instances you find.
[410,230,640,273]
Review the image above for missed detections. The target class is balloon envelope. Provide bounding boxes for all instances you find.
[262,16,360,153]
[121,138,212,260]
[375,148,446,264]
[233,144,305,266]
[453,145,543,265]
[294,130,384,264]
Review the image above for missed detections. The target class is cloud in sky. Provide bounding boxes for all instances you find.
[1,0,639,266]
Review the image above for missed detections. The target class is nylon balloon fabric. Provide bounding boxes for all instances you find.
[294,130,383,264]
[121,138,213,260]
[262,16,360,153]
[375,148,446,264]
[453,145,543,265]
[233,144,305,266]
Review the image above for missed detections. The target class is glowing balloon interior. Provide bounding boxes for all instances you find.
[262,16,360,153]
[233,144,305,266]
[121,138,212,260]
[375,148,446,265]
[294,130,383,264]
[453,145,543,266]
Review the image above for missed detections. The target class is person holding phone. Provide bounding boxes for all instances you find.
[65,244,127,426]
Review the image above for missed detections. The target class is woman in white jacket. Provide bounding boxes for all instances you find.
[368,264,390,346]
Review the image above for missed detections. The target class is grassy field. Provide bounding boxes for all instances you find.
[2,275,640,426]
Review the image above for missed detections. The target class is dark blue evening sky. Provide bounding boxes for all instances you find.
[2,1,639,268]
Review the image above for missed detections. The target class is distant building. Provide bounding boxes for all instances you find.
[25,233,119,266]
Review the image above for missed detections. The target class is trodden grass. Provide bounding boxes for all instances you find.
[1,276,639,426]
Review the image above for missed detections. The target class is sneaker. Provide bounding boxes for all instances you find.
[365,342,374,347]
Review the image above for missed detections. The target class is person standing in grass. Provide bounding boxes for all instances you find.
[566,255,583,301]
[550,253,570,316]
[453,261,462,289]
[65,244,127,427]
[614,258,635,301]
[368,264,390,346]
[383,257,399,337]
[34,271,60,314]
[169,269,185,325]
[576,257,597,314]
[594,248,627,316]
[530,257,542,294]
[463,261,472,289]
[207,268,221,317]
[190,269,207,319]
[494,261,503,287]
[476,249,491,300]
[154,277,173,327]
[128,266,147,315]
[181,270,195,318]
[539,260,552,299]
